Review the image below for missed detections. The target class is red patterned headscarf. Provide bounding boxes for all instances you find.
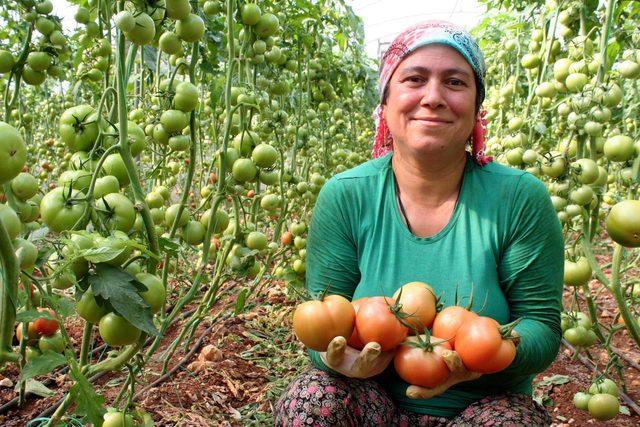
[372,20,492,166]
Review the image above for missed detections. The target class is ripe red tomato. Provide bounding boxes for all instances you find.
[292,294,355,351]
[394,335,452,388]
[431,306,478,348]
[455,316,516,373]
[393,281,437,333]
[356,296,408,351]
[33,308,59,337]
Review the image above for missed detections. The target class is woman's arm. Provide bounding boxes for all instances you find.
[305,178,360,371]
[306,177,360,297]
[499,173,564,375]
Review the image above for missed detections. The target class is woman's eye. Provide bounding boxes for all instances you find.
[448,79,465,86]
[405,76,424,83]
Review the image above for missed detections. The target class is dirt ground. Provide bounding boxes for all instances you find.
[0,273,638,426]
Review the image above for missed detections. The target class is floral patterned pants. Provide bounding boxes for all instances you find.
[274,368,552,427]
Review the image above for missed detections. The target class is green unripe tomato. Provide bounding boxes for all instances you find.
[182,220,205,245]
[76,289,108,324]
[605,200,640,247]
[173,81,199,112]
[159,31,182,55]
[125,13,155,45]
[0,50,15,73]
[573,391,591,410]
[176,13,205,42]
[565,73,588,92]
[136,273,165,314]
[232,158,257,182]
[102,411,134,427]
[241,4,262,26]
[0,122,27,185]
[160,109,188,134]
[245,231,268,250]
[38,331,65,353]
[10,172,38,200]
[604,135,634,162]
[254,13,279,38]
[114,10,135,32]
[166,0,191,20]
[589,378,618,397]
[102,153,130,187]
[165,204,189,228]
[98,313,141,347]
[587,394,619,421]
[251,143,278,168]
[94,175,121,199]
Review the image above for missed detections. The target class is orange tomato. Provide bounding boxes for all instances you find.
[455,316,516,373]
[394,335,452,388]
[393,281,437,333]
[356,296,408,351]
[432,306,478,348]
[292,294,355,351]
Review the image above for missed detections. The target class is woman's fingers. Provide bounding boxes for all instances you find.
[351,342,382,377]
[326,336,347,367]
[406,384,446,400]
[440,349,463,372]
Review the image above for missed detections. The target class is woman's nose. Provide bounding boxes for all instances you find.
[419,81,446,109]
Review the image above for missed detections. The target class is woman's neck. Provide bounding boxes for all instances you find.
[391,148,467,208]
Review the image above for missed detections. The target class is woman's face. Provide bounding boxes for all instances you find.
[382,44,477,159]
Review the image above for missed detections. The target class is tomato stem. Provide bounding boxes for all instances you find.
[499,317,522,339]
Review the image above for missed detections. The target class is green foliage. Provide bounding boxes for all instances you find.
[87,264,159,336]
[19,350,66,381]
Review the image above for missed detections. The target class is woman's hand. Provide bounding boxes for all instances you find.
[405,349,481,399]
[319,336,395,379]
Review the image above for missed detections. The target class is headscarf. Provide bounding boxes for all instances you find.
[372,20,492,166]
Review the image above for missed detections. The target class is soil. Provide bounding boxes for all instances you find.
[0,263,638,426]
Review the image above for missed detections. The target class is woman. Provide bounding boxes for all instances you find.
[275,21,563,426]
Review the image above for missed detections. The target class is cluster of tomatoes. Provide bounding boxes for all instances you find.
[293,282,519,389]
[0,1,69,86]
[15,308,64,361]
[573,378,620,421]
[561,311,597,349]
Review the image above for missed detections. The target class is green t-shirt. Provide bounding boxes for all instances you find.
[305,152,564,419]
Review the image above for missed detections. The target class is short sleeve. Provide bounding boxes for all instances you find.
[498,173,564,375]
[306,177,360,299]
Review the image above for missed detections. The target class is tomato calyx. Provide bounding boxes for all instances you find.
[498,318,522,344]
[451,283,475,311]
[70,111,97,134]
[402,329,450,353]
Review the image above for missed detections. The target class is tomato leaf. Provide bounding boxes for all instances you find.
[68,359,105,425]
[56,298,76,318]
[88,264,159,336]
[15,309,49,323]
[535,374,571,387]
[158,236,181,257]
[234,288,249,315]
[18,378,55,397]
[79,246,127,263]
[19,351,66,381]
